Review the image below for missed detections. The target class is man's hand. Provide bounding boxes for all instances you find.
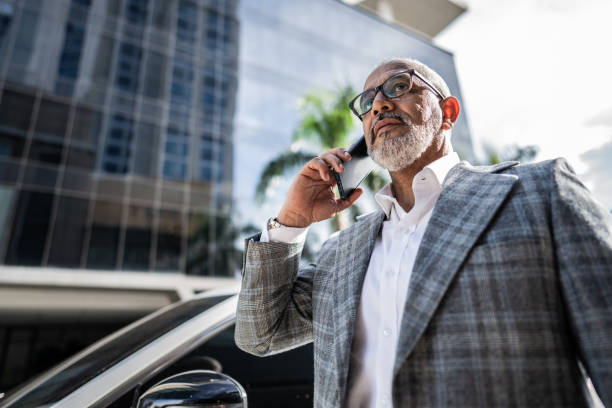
[276,148,363,228]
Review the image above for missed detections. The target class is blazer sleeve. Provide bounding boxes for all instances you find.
[234,232,315,356]
[550,158,612,405]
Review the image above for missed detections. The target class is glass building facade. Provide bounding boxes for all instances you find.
[0,0,238,275]
[0,0,473,276]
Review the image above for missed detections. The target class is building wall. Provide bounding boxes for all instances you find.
[0,0,238,275]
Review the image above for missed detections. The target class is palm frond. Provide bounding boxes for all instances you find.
[255,150,316,204]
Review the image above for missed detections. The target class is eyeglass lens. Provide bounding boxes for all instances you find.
[356,72,413,116]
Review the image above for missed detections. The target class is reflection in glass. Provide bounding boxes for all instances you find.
[6,191,54,266]
[151,0,170,30]
[133,121,160,178]
[48,196,89,267]
[155,209,183,271]
[56,0,91,96]
[71,107,101,144]
[93,35,115,83]
[87,200,122,269]
[103,114,133,174]
[125,0,148,25]
[0,1,13,63]
[34,99,70,140]
[0,89,35,136]
[123,205,153,270]
[0,185,15,262]
[115,42,142,93]
[186,211,211,275]
[28,140,63,164]
[0,132,25,158]
[177,0,197,46]
[143,50,167,100]
[22,162,59,189]
[186,212,239,276]
[9,9,38,69]
[0,0,240,276]
[66,146,95,170]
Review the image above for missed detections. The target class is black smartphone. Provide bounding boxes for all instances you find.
[332,135,376,200]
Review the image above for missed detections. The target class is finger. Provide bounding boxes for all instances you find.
[307,156,331,182]
[335,187,363,210]
[329,147,351,161]
[320,151,346,173]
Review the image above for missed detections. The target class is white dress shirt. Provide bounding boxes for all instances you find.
[262,152,460,407]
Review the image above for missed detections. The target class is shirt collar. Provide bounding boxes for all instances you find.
[374,152,460,219]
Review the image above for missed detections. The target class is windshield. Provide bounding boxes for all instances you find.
[2,294,231,408]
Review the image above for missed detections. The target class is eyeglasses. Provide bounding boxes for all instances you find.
[349,69,445,120]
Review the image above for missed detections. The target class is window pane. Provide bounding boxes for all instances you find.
[186,211,211,275]
[0,185,16,262]
[28,140,63,164]
[133,121,160,178]
[34,99,70,140]
[103,114,133,174]
[71,107,101,145]
[0,89,35,136]
[125,0,148,25]
[93,35,115,83]
[115,42,142,93]
[0,131,25,158]
[0,2,14,63]
[57,22,86,80]
[142,50,167,99]
[122,205,153,270]
[48,196,89,267]
[86,200,122,269]
[10,9,39,68]
[151,0,170,30]
[66,146,95,169]
[155,209,183,271]
[6,191,54,266]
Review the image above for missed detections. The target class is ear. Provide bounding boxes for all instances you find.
[440,96,460,130]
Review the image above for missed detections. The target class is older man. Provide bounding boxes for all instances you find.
[235,58,612,407]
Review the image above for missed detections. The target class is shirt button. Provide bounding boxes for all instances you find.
[383,328,391,337]
[382,396,389,406]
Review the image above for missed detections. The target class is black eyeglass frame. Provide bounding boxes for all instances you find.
[348,69,446,121]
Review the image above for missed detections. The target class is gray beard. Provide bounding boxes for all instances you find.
[368,127,436,171]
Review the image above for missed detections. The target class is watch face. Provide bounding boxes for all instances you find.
[268,218,281,230]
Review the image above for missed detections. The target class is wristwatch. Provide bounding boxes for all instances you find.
[267,217,287,231]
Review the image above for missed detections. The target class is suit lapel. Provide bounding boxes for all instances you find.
[333,210,385,403]
[394,162,519,374]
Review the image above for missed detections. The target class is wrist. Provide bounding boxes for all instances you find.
[276,210,310,228]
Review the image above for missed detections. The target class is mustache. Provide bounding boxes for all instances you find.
[370,112,411,140]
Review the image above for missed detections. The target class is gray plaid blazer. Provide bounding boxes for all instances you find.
[236,158,612,407]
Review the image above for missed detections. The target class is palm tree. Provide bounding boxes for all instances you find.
[255,85,387,231]
[480,144,539,165]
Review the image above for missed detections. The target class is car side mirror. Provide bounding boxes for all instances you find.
[137,370,247,408]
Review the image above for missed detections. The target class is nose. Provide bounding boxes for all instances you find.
[371,89,395,117]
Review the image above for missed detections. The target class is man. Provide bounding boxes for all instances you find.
[235,58,612,407]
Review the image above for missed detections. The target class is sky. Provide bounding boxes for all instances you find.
[435,0,612,210]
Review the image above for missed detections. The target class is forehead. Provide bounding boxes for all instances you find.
[363,62,411,90]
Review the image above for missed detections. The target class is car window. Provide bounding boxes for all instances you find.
[132,325,315,408]
[3,295,231,408]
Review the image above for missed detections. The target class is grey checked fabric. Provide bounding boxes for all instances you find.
[235,158,612,408]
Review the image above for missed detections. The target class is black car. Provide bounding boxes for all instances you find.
[0,288,314,407]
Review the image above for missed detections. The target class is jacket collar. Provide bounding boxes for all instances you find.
[393,160,519,373]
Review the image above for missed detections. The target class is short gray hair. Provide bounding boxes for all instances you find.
[370,58,451,98]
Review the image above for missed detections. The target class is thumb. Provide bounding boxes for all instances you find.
[335,188,363,211]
